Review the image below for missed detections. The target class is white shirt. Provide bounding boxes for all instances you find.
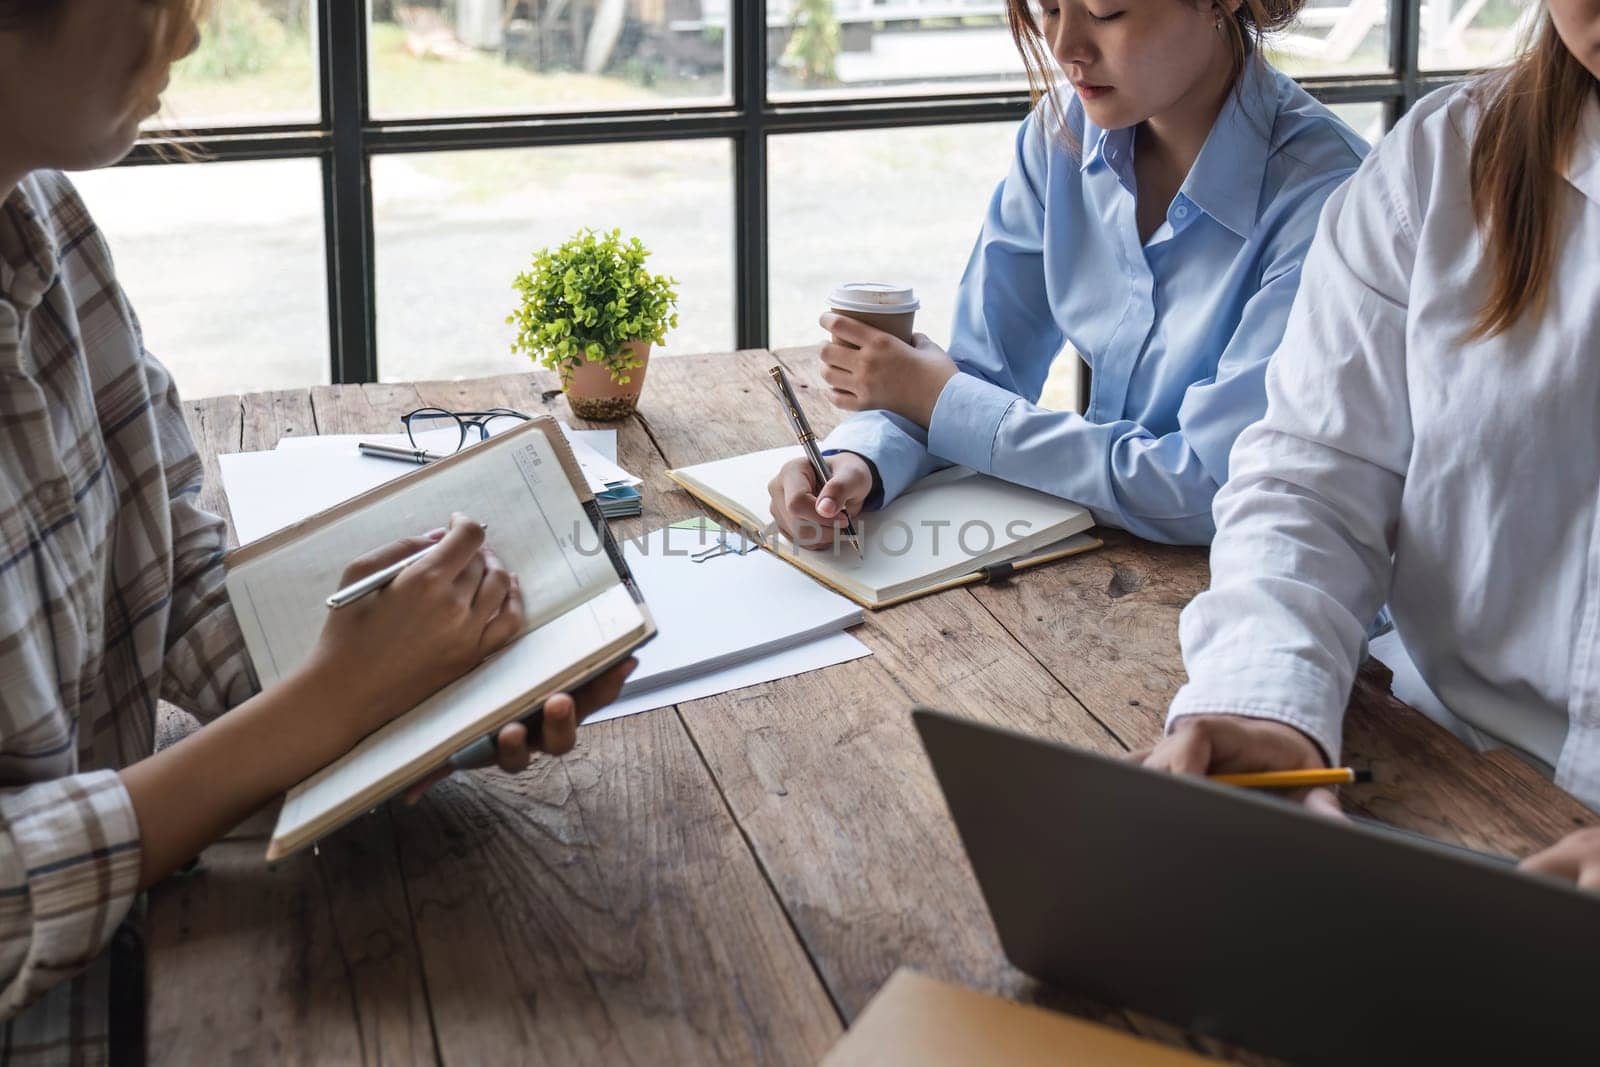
[1168,79,1600,809]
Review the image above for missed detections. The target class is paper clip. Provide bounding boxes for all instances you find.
[692,534,734,563]
[691,529,759,562]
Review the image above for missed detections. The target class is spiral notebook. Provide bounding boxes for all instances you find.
[224,417,656,860]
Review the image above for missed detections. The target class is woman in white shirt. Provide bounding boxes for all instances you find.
[1144,2,1600,887]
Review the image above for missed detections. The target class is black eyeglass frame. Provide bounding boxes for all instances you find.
[401,407,531,456]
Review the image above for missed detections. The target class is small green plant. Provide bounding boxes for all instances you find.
[508,228,679,385]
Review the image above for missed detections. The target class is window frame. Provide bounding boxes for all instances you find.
[122,0,1475,385]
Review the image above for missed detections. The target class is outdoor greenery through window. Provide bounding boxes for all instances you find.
[100,0,1522,397]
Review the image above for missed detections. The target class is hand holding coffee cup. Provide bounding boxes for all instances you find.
[819,282,960,429]
[767,451,875,550]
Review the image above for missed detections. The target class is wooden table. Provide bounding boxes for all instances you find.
[150,349,1595,1065]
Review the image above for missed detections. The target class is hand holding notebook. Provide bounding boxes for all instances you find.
[224,417,655,859]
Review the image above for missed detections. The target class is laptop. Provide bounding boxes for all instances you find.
[913,706,1600,1065]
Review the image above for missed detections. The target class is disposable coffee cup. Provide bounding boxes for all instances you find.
[828,282,920,345]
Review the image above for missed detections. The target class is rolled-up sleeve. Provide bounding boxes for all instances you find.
[1167,148,1417,761]
[0,770,141,1018]
[140,344,259,720]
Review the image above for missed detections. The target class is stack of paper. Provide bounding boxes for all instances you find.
[586,518,870,724]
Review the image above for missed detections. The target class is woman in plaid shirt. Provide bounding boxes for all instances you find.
[0,1,634,1059]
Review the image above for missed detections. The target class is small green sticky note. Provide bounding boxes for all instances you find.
[669,515,724,533]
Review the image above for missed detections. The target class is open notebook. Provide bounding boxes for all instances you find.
[666,446,1101,609]
[225,417,655,861]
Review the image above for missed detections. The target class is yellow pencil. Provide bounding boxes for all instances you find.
[1209,767,1372,789]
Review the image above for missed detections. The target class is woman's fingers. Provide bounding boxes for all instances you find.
[573,658,638,719]
[339,527,445,585]
[480,573,526,651]
[537,694,579,756]
[1144,724,1213,776]
[1300,786,1346,819]
[471,549,511,612]
[410,513,486,582]
[495,720,533,771]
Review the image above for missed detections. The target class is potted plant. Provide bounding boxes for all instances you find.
[508,227,679,421]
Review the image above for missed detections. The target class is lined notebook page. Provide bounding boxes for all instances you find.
[227,427,617,687]
[672,446,1094,602]
[273,582,643,848]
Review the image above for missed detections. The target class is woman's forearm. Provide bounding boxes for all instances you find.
[120,663,366,888]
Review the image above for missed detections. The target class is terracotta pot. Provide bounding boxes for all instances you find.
[560,341,651,421]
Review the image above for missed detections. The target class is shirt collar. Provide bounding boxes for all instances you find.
[1080,120,1113,174]
[1080,58,1276,240]
[1178,58,1275,239]
[1565,90,1600,206]
[0,177,60,313]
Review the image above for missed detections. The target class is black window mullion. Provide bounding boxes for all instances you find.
[734,0,770,352]
[322,0,377,384]
[125,3,1432,389]
[1391,0,1424,117]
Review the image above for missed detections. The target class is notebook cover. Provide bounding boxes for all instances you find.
[822,970,1219,1066]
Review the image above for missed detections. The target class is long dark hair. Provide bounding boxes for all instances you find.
[1467,15,1598,340]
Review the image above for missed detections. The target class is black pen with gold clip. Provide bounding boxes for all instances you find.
[769,365,863,558]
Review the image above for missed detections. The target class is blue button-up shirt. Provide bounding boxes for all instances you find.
[822,59,1368,544]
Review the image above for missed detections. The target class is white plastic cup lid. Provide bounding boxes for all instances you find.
[828,282,920,315]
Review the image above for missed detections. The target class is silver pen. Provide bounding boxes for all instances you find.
[324,522,488,609]
[359,441,446,465]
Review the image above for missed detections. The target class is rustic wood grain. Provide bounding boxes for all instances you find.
[323,371,844,1065]
[179,393,242,539]
[391,703,840,1066]
[151,353,1599,1067]
[637,351,1204,1050]
[147,814,436,1065]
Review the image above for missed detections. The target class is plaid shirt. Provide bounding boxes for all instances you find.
[0,172,258,1062]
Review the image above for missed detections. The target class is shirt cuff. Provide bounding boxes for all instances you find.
[926,372,1019,476]
[1167,666,1347,767]
[0,770,142,1014]
[821,415,929,509]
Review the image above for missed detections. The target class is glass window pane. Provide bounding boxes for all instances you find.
[1265,0,1392,77]
[69,160,331,397]
[368,1,729,119]
[150,0,320,129]
[766,1,1027,100]
[1328,101,1386,148]
[372,141,734,382]
[1420,0,1536,70]
[768,123,1018,350]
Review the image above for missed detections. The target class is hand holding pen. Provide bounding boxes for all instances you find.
[299,514,526,769]
[767,365,867,557]
[314,513,640,803]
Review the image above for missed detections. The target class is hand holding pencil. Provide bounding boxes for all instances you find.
[1136,713,1349,818]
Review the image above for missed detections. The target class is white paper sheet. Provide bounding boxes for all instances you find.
[276,425,634,493]
[584,630,871,725]
[224,426,628,545]
[617,524,863,696]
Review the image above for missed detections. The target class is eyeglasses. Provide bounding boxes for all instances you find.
[402,407,530,457]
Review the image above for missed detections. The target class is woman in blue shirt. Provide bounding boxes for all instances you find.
[768,0,1368,547]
